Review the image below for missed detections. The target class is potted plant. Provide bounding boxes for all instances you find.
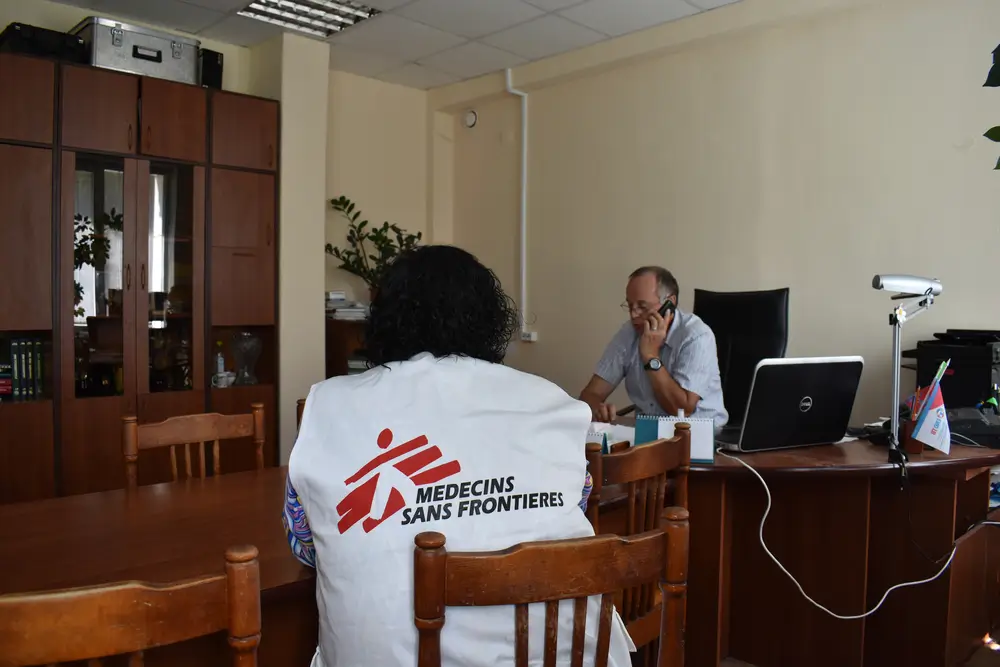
[984,44,1000,166]
[325,195,421,298]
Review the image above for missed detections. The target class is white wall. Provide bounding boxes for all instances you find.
[326,71,429,298]
[444,0,1000,420]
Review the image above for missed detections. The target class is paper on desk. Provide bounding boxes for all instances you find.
[586,422,635,448]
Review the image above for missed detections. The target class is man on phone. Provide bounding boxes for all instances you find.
[580,266,727,428]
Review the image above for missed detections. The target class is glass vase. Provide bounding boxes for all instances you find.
[232,331,262,386]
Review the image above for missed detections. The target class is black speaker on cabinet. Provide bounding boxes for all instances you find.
[199,48,223,89]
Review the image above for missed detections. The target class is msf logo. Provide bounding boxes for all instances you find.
[335,428,462,534]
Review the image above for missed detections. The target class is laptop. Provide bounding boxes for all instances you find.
[718,356,864,453]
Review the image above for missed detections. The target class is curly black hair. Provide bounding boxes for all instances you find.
[364,245,520,366]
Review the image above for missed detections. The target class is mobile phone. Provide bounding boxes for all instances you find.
[657,300,676,317]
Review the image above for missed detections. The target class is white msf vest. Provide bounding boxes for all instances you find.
[290,353,634,667]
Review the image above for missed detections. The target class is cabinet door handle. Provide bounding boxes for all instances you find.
[233,251,254,258]
[126,264,131,290]
[140,264,146,290]
[146,125,152,149]
[128,124,133,151]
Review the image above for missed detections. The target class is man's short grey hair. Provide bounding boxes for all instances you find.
[629,266,679,302]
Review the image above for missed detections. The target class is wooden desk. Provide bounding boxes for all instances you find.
[668,442,1000,667]
[4,445,999,667]
[0,468,317,666]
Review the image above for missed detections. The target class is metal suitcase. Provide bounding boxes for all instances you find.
[69,16,199,85]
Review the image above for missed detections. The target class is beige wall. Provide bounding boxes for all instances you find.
[0,0,252,93]
[326,71,429,297]
[444,0,1000,421]
[274,34,330,462]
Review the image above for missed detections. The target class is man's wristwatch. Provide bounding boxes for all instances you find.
[643,357,663,372]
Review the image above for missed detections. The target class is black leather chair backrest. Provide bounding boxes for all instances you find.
[692,288,790,424]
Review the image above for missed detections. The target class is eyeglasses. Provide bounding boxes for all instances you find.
[621,297,673,316]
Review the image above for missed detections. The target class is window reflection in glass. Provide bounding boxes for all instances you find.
[147,164,194,393]
[73,156,126,398]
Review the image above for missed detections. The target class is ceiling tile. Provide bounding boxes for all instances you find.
[559,0,698,37]
[419,41,525,79]
[330,14,465,60]
[481,14,604,60]
[329,44,407,77]
[396,0,543,39]
[87,0,225,34]
[197,14,283,45]
[377,63,458,89]
[523,0,586,10]
[178,0,248,12]
[364,0,415,9]
[686,0,740,9]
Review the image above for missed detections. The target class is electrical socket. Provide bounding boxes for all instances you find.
[519,331,538,343]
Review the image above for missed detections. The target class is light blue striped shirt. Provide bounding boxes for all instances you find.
[595,307,728,428]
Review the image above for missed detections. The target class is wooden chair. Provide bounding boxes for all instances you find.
[123,403,265,488]
[413,507,689,667]
[585,424,691,656]
[0,545,262,666]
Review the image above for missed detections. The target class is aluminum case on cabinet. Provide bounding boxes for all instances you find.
[70,16,199,85]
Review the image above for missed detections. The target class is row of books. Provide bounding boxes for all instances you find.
[0,338,45,402]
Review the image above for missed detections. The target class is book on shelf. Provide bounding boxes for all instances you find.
[0,337,45,403]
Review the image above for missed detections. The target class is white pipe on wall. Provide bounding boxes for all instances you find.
[505,68,530,336]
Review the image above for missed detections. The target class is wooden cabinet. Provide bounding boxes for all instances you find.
[210,169,275,326]
[0,54,54,144]
[0,145,52,331]
[0,58,280,500]
[0,401,54,502]
[326,319,365,378]
[211,92,278,171]
[61,65,138,154]
[140,77,207,163]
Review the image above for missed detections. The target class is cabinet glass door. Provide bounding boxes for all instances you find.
[139,162,202,394]
[72,155,129,398]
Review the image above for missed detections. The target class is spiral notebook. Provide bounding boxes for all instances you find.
[634,414,715,463]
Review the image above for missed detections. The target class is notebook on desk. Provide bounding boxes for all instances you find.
[634,414,716,463]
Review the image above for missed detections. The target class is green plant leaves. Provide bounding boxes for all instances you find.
[985,127,1000,142]
[325,195,422,288]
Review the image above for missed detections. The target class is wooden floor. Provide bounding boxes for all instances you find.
[720,648,1000,667]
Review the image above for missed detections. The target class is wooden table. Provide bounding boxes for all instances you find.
[3,444,1000,667]
[674,442,1000,667]
[0,467,317,666]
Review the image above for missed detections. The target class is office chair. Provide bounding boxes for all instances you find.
[692,287,789,424]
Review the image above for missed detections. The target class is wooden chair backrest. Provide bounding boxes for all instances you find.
[413,507,689,667]
[0,545,261,666]
[584,424,690,646]
[296,398,305,431]
[123,403,265,488]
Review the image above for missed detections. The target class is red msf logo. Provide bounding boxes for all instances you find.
[336,428,462,534]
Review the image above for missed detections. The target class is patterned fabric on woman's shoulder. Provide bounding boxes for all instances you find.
[282,475,316,568]
[580,471,593,512]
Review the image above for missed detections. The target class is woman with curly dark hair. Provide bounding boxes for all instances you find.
[285,245,633,667]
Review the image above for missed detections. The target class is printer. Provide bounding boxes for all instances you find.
[902,329,1000,408]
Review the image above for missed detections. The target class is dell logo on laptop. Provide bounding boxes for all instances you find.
[799,396,813,412]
